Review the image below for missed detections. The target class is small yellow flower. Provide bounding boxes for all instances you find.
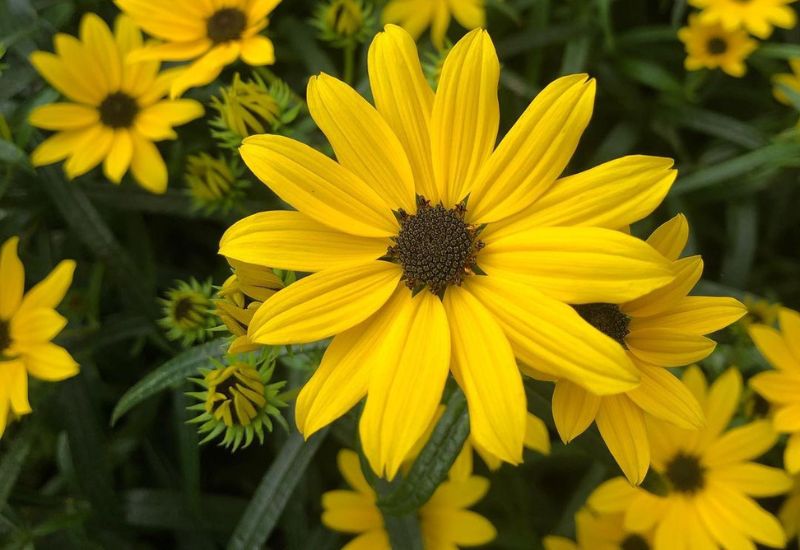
[773,59,800,104]
[689,0,797,39]
[117,0,282,98]
[749,308,800,473]
[678,15,759,77]
[185,153,248,213]
[28,14,204,193]
[159,278,216,346]
[322,448,496,549]
[604,367,791,550]
[382,0,485,50]
[0,237,78,438]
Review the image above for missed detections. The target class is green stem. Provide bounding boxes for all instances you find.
[343,43,356,85]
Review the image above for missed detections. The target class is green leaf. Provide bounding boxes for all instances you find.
[227,428,329,550]
[0,139,26,166]
[384,513,424,550]
[124,489,246,533]
[668,105,767,149]
[754,43,800,60]
[0,422,35,509]
[376,389,469,515]
[617,58,683,96]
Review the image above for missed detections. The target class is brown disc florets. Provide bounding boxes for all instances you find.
[574,303,631,348]
[207,8,247,44]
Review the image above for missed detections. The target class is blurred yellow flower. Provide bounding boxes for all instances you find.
[550,215,745,484]
[749,308,800,473]
[0,237,78,438]
[382,0,485,50]
[617,367,790,549]
[678,15,758,77]
[28,14,203,193]
[220,25,678,479]
[741,294,783,327]
[689,0,797,38]
[780,475,800,547]
[322,448,496,549]
[773,59,800,104]
[117,0,281,98]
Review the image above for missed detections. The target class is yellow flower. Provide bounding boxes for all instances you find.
[117,0,282,98]
[0,237,78,438]
[749,308,800,473]
[550,215,746,484]
[543,478,654,550]
[382,0,485,50]
[773,59,800,104]
[28,14,204,193]
[322,449,496,549]
[220,26,677,479]
[607,367,791,550]
[678,14,759,78]
[780,475,800,546]
[689,0,797,39]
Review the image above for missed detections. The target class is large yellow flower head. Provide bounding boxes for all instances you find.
[678,14,759,78]
[382,0,485,50]
[689,0,797,39]
[220,25,679,479]
[611,367,791,550]
[322,449,496,549]
[117,0,282,98]
[550,215,745,484]
[28,14,204,194]
[749,307,800,472]
[0,237,78,438]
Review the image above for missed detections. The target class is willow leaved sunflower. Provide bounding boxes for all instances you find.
[689,0,797,39]
[678,14,758,77]
[220,25,677,479]
[117,0,281,98]
[550,215,745,484]
[0,237,78,438]
[28,13,203,193]
[382,0,485,50]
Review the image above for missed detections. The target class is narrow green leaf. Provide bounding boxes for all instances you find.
[617,58,683,95]
[668,105,767,149]
[227,428,329,550]
[0,139,26,166]
[377,389,469,515]
[124,489,246,533]
[0,422,35,509]
[754,43,800,60]
[721,199,758,288]
[384,513,424,550]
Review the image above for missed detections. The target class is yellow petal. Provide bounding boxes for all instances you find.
[30,129,90,167]
[468,75,595,224]
[704,420,778,467]
[779,308,800,360]
[130,132,168,193]
[785,432,800,474]
[524,413,551,455]
[359,291,450,479]
[431,29,499,207]
[220,211,387,272]
[647,213,688,261]
[249,262,402,345]
[428,1,450,51]
[337,449,374,496]
[623,490,668,534]
[444,286,526,464]
[711,463,793,497]
[80,13,122,92]
[704,481,786,548]
[126,39,211,63]
[169,43,240,98]
[595,394,650,484]
[420,509,496,548]
[542,536,579,550]
[0,237,24,319]
[629,296,746,335]
[750,370,800,404]
[449,0,485,29]
[0,360,32,415]
[773,403,800,432]
[103,130,134,183]
[466,275,639,394]
[341,530,391,550]
[586,477,638,514]
[240,135,398,238]
[695,490,763,550]
[307,73,416,213]
[622,256,704,318]
[321,491,382,532]
[425,476,489,509]
[63,124,114,179]
[626,328,716,367]
[697,367,742,448]
[19,259,75,313]
[29,51,101,105]
[29,103,99,131]
[481,226,675,304]
[368,25,437,201]
[20,342,79,382]
[551,380,600,442]
[749,323,800,372]
[626,361,705,430]
[10,308,66,347]
[240,35,275,66]
[381,1,435,43]
[136,100,204,140]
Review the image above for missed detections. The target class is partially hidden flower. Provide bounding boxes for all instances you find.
[220,25,678,479]
[382,0,485,50]
[28,14,203,193]
[159,278,216,347]
[773,59,800,105]
[0,237,78,438]
[689,0,797,39]
[678,14,758,77]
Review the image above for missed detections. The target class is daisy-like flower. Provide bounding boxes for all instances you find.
[322,448,496,549]
[220,25,678,479]
[689,0,797,39]
[613,367,791,549]
[29,14,204,193]
[748,307,800,473]
[117,0,281,98]
[0,237,78,438]
[773,59,800,105]
[543,478,654,550]
[550,215,746,484]
[382,0,485,50]
[678,15,759,78]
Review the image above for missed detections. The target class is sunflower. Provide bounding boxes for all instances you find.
[0,237,78,438]
[689,0,797,39]
[748,307,800,473]
[550,215,746,484]
[678,15,759,78]
[29,14,204,193]
[382,0,485,50]
[613,367,791,549]
[220,25,678,479]
[773,58,800,105]
[117,0,281,98]
[322,448,495,549]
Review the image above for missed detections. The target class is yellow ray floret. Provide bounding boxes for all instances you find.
[382,0,485,50]
[689,0,797,39]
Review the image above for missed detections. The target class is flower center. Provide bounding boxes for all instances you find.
[387,196,484,296]
[207,8,247,44]
[205,364,267,427]
[621,534,650,550]
[665,453,705,494]
[707,37,728,55]
[99,92,139,129]
[0,319,11,355]
[574,303,630,347]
